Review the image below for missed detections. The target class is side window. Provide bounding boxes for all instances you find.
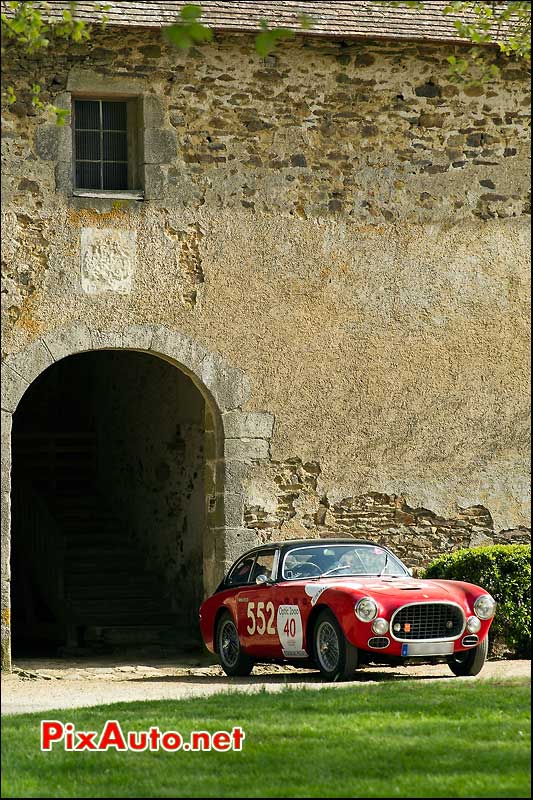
[226,555,255,587]
[250,551,276,583]
[72,97,140,192]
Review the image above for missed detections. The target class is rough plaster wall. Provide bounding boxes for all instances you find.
[93,352,205,629]
[1,31,531,562]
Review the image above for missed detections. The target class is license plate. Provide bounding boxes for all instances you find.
[401,641,454,657]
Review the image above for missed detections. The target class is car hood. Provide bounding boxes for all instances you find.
[304,576,461,606]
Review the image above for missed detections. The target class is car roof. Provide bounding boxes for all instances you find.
[248,538,377,553]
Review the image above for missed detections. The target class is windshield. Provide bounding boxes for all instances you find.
[281,544,408,581]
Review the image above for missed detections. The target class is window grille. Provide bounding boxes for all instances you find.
[74,99,129,190]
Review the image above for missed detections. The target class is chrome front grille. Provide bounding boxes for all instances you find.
[391,603,464,641]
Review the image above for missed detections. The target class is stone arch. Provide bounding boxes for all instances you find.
[1,322,274,670]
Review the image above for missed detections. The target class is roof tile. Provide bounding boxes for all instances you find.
[1,1,515,45]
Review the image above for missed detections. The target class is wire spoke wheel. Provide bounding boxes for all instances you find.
[313,609,358,680]
[219,619,240,668]
[316,620,340,672]
[216,611,254,677]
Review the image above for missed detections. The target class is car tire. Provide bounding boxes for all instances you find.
[448,636,488,677]
[216,611,254,677]
[313,609,358,681]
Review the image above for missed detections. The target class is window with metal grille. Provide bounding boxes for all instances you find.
[74,99,130,190]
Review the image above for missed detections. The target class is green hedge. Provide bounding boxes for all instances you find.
[423,544,531,658]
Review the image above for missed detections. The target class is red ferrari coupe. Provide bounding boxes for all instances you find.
[199,538,496,681]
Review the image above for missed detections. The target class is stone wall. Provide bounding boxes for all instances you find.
[243,458,530,570]
[1,28,531,584]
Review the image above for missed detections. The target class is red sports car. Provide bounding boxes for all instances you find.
[199,538,496,680]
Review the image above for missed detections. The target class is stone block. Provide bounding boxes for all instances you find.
[224,438,270,462]
[43,322,92,362]
[1,365,29,413]
[143,164,166,200]
[1,412,12,495]
[67,68,144,96]
[222,528,263,563]
[224,493,246,527]
[53,92,72,112]
[91,329,125,350]
[142,94,166,128]
[223,460,253,494]
[222,410,274,439]
[143,128,178,164]
[55,161,73,194]
[1,624,11,672]
[4,339,54,384]
[200,354,250,412]
[1,491,12,669]
[206,459,253,497]
[1,493,11,579]
[122,324,158,351]
[151,327,207,376]
[35,124,72,161]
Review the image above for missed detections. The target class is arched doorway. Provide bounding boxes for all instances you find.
[11,350,206,656]
[2,323,273,670]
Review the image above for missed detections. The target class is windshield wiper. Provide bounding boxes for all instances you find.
[321,565,359,577]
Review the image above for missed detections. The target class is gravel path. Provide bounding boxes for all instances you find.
[2,658,530,716]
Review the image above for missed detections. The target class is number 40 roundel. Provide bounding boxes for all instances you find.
[277,604,304,655]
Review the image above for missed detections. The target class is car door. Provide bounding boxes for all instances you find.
[235,549,281,657]
[273,552,311,659]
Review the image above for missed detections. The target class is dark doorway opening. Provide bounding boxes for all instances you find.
[11,350,205,657]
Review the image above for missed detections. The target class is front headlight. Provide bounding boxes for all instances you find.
[355,597,378,622]
[372,617,389,635]
[474,594,496,620]
[466,615,481,633]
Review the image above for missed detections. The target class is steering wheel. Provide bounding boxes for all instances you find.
[294,562,323,578]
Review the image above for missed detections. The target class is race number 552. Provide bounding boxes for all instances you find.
[246,601,276,635]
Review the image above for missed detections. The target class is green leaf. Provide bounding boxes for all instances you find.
[255,26,294,58]
[255,31,275,58]
[164,24,191,49]
[180,3,202,21]
[52,105,70,126]
[188,21,213,43]
[298,12,314,30]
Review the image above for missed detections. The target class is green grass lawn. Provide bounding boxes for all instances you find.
[1,678,530,798]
